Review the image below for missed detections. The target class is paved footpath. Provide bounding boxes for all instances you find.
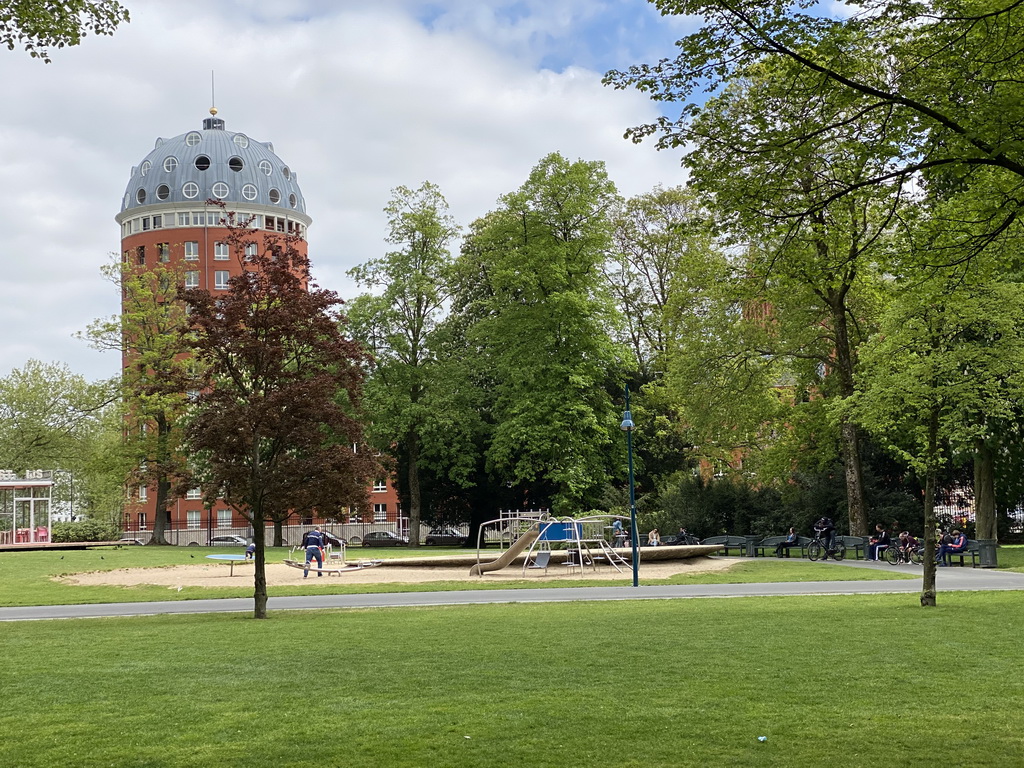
[3,559,1024,621]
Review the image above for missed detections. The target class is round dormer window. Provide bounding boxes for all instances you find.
[268,188,281,204]
[136,188,146,204]
[229,157,244,172]
[183,182,199,199]
[259,160,272,175]
[163,156,178,172]
[140,160,151,177]
[289,193,297,208]
[212,182,229,199]
[242,184,257,201]
[194,155,211,171]
[185,132,202,146]
[233,134,249,149]
[156,184,170,200]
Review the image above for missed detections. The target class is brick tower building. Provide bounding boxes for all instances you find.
[115,111,399,543]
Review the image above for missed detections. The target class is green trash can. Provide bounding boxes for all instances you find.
[977,539,998,568]
[745,535,760,557]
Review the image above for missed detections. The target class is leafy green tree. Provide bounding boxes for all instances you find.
[347,182,459,545]
[605,185,715,381]
[850,279,1024,605]
[183,228,379,619]
[0,359,122,521]
[456,153,627,513]
[605,0,1024,262]
[2,0,130,61]
[84,258,199,545]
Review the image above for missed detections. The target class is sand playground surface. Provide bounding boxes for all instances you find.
[60,556,734,590]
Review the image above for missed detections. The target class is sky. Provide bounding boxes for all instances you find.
[0,0,697,382]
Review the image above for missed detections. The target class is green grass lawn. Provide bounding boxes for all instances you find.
[1,591,1022,767]
[0,545,918,607]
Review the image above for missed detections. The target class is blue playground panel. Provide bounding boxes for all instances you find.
[538,522,582,541]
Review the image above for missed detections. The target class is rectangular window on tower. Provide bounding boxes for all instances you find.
[244,242,258,259]
[152,214,163,229]
[187,510,200,529]
[184,241,199,261]
[217,509,232,528]
[214,271,230,290]
[136,245,145,265]
[157,243,170,262]
[373,504,387,522]
[214,242,229,260]
[185,271,199,288]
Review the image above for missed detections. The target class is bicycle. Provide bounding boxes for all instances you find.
[883,543,924,565]
[806,533,846,561]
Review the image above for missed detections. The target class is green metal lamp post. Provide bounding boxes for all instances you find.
[621,385,639,587]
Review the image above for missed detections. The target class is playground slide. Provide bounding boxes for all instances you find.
[469,526,540,576]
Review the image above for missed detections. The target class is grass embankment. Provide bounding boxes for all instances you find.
[2,592,1023,767]
[0,545,920,607]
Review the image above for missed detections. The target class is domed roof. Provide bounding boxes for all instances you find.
[119,115,307,216]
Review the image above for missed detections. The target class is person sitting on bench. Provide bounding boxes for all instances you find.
[775,527,798,558]
[868,524,890,561]
[937,529,967,566]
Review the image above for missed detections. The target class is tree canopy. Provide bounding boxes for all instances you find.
[1,0,130,61]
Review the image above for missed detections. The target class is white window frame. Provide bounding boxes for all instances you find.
[138,485,148,501]
[214,242,229,260]
[216,509,232,528]
[373,503,387,522]
[372,480,387,493]
[214,271,230,290]
[187,510,201,529]
[184,241,199,261]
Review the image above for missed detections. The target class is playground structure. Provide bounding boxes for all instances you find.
[283,540,383,576]
[470,512,632,577]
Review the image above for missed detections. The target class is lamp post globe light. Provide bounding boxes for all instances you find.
[620,385,639,587]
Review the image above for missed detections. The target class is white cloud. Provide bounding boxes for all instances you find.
[0,0,686,381]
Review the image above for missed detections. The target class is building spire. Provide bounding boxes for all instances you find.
[203,72,225,130]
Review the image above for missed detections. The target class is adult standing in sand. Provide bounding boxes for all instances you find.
[302,526,326,578]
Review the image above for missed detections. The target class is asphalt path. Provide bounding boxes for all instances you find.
[3,559,1024,622]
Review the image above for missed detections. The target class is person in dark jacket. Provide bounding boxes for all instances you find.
[302,526,326,578]
[868,524,890,561]
[814,516,836,559]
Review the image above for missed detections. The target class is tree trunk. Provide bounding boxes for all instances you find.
[840,421,868,535]
[974,438,997,542]
[921,409,939,607]
[252,517,268,619]
[150,473,171,545]
[407,433,422,547]
[273,518,285,547]
[830,296,868,535]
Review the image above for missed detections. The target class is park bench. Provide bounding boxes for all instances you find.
[943,539,981,567]
[838,535,867,560]
[701,535,750,555]
[752,535,812,558]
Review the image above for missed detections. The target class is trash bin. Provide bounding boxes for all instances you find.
[745,535,760,557]
[977,539,998,568]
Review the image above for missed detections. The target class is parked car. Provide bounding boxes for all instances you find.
[322,531,347,548]
[207,535,249,546]
[361,531,408,547]
[424,527,468,546]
